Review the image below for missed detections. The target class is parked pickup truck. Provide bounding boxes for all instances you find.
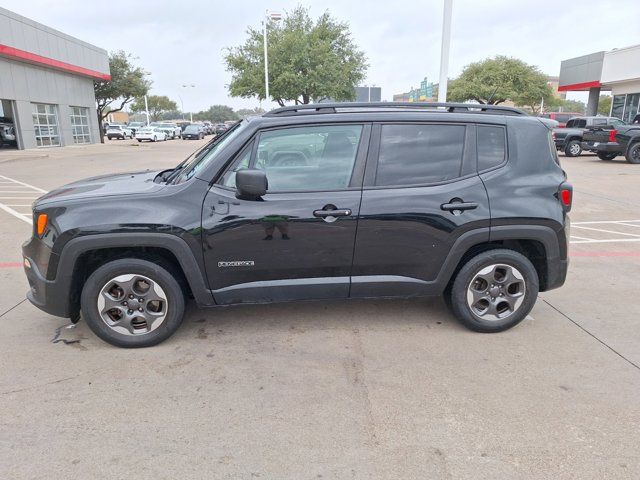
[552,116,627,158]
[582,122,640,163]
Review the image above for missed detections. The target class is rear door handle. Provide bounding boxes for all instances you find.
[440,201,478,212]
[313,208,352,217]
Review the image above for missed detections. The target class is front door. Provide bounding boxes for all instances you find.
[202,123,370,304]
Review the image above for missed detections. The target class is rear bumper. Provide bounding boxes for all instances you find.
[581,141,621,153]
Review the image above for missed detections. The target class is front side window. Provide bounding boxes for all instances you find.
[477,125,506,171]
[70,106,91,144]
[375,124,465,186]
[32,103,60,147]
[252,124,363,192]
[574,119,587,128]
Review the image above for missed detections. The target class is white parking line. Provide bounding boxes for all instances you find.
[572,220,640,225]
[0,174,47,225]
[571,225,640,238]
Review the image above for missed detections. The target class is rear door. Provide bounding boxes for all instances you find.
[202,123,370,304]
[351,122,492,297]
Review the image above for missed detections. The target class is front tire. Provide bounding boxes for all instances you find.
[564,139,582,157]
[625,143,640,164]
[597,152,617,161]
[80,259,185,348]
[447,249,539,333]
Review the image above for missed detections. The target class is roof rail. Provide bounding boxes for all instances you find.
[264,102,528,117]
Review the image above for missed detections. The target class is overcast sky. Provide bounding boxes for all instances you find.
[4,0,640,112]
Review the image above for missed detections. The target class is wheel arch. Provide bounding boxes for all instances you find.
[59,233,214,319]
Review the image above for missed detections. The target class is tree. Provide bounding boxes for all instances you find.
[598,95,612,115]
[562,99,586,114]
[449,56,552,112]
[94,51,150,142]
[225,6,368,106]
[131,95,178,122]
[236,107,266,118]
[193,105,239,122]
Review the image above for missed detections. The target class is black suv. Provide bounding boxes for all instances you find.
[22,103,571,347]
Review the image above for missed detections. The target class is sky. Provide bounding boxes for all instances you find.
[4,0,640,112]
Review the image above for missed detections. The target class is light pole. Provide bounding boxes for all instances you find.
[181,84,196,122]
[263,10,282,104]
[437,0,453,103]
[177,95,185,120]
[144,95,150,126]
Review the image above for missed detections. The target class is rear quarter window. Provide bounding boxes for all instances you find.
[477,125,506,171]
[375,124,465,186]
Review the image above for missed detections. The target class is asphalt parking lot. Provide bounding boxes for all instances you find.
[1,140,639,479]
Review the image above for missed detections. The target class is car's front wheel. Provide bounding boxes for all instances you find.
[447,249,539,333]
[80,258,186,347]
[564,139,582,157]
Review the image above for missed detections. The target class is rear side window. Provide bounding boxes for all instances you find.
[375,124,465,186]
[477,125,506,171]
[555,114,572,124]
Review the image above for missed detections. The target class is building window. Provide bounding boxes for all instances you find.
[31,103,60,147]
[611,95,626,120]
[623,94,640,124]
[70,106,91,144]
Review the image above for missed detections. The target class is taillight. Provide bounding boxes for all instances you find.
[608,129,618,142]
[558,183,573,212]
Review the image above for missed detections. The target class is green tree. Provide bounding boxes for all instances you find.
[225,6,368,106]
[236,107,266,118]
[598,95,612,115]
[193,105,239,122]
[94,50,150,142]
[562,99,587,114]
[131,95,178,122]
[449,56,553,112]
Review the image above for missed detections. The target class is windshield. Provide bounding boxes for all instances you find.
[184,125,201,132]
[172,120,247,184]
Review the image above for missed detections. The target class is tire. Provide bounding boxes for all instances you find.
[137,139,142,143]
[564,139,582,157]
[80,258,185,348]
[107,136,112,140]
[447,249,539,333]
[597,152,617,161]
[625,143,640,164]
[153,136,157,142]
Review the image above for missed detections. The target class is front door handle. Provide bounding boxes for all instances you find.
[441,200,478,212]
[313,208,352,218]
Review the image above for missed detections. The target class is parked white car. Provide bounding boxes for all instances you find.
[136,127,167,142]
[106,125,133,140]
[156,123,182,140]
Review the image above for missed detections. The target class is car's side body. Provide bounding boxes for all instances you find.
[135,127,167,142]
[23,107,569,323]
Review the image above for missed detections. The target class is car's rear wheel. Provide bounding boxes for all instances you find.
[80,259,185,347]
[564,140,582,157]
[447,249,539,333]
[597,152,617,161]
[625,143,640,164]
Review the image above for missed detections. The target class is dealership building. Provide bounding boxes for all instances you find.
[0,7,109,149]
[559,44,640,121]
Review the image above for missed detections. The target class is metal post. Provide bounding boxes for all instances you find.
[437,0,453,103]
[144,95,150,125]
[263,15,269,102]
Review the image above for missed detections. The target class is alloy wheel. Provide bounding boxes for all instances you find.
[97,274,168,335]
[466,264,526,321]
[569,143,580,156]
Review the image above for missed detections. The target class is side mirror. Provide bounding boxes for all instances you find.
[236,169,267,199]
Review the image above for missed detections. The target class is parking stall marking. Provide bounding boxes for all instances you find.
[570,220,640,244]
[0,174,47,225]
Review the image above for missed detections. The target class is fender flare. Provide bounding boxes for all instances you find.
[57,233,215,307]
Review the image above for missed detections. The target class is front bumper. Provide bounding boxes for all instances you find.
[22,255,70,318]
[581,141,621,153]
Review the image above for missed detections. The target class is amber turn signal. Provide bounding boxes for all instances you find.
[36,213,48,236]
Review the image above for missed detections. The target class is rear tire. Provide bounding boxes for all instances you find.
[80,259,185,348]
[625,143,640,164]
[447,249,539,333]
[564,139,582,157]
[597,152,617,161]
